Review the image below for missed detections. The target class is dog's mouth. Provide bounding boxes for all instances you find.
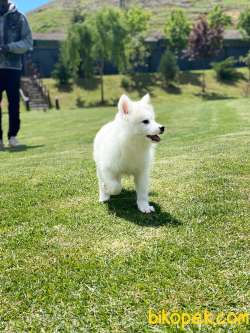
[146,135,161,143]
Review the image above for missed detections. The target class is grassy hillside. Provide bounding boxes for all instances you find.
[0,72,249,331]
[27,0,250,34]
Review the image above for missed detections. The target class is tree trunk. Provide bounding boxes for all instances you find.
[202,70,206,94]
[100,59,104,104]
[201,58,207,95]
[247,68,250,97]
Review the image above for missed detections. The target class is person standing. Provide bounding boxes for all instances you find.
[0,0,33,149]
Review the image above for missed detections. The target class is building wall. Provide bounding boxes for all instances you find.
[24,38,250,78]
[24,39,60,77]
[148,39,250,72]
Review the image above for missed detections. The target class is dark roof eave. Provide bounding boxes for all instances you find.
[32,32,66,41]
[32,30,246,43]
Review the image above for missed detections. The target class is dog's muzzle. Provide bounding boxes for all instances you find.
[147,126,165,143]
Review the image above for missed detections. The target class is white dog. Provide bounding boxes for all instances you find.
[93,94,165,213]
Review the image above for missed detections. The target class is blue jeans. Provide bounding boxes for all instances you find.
[0,69,21,140]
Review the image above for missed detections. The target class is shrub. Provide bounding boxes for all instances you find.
[76,96,85,108]
[121,77,132,90]
[213,57,239,82]
[52,59,72,87]
[240,51,250,96]
[159,50,179,86]
[52,42,72,86]
[240,51,250,81]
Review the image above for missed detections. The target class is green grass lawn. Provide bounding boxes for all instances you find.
[0,75,249,332]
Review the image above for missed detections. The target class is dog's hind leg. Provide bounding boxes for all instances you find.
[102,170,122,196]
[135,170,155,214]
[107,180,122,196]
[105,178,122,196]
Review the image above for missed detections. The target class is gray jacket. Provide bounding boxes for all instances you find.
[0,2,33,70]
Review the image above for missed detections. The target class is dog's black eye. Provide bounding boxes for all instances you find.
[142,120,150,124]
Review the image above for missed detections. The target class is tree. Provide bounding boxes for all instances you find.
[65,25,82,80]
[164,9,191,54]
[159,50,179,87]
[185,16,224,93]
[238,9,250,37]
[208,5,232,29]
[90,7,128,103]
[70,22,94,79]
[54,6,151,102]
[124,6,151,71]
[125,6,150,35]
[54,20,94,86]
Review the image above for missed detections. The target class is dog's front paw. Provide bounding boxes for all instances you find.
[137,202,155,214]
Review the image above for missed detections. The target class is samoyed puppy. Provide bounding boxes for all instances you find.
[93,94,165,213]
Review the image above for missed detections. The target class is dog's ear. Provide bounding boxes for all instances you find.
[141,93,151,105]
[118,94,131,115]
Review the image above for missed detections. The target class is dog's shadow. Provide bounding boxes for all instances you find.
[106,189,182,227]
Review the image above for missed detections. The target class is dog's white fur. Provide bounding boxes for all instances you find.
[93,94,164,213]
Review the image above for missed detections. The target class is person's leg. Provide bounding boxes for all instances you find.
[5,69,21,140]
[0,69,6,142]
[0,92,3,142]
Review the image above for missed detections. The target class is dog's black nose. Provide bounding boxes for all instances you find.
[160,126,165,134]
